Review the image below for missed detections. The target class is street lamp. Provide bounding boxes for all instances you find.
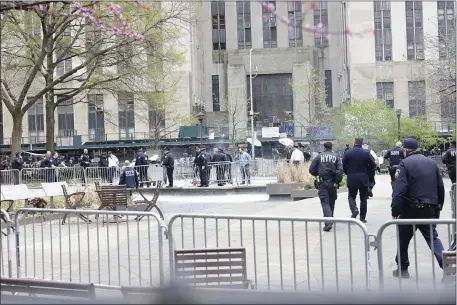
[249,48,258,160]
[395,109,402,141]
[197,112,205,146]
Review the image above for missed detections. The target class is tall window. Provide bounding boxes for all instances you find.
[237,1,251,49]
[117,43,134,72]
[247,74,293,127]
[313,1,328,46]
[374,1,392,61]
[118,92,135,140]
[212,75,220,112]
[324,70,333,107]
[56,25,72,76]
[287,1,303,47]
[149,100,166,138]
[57,96,75,136]
[376,82,394,108]
[27,97,44,143]
[212,1,226,50]
[406,1,424,60]
[25,12,41,37]
[262,1,277,48]
[87,94,105,141]
[437,1,455,60]
[408,81,426,117]
[440,79,456,123]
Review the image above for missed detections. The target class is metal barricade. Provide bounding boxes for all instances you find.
[0,169,20,185]
[451,184,456,232]
[167,214,372,292]
[20,167,85,187]
[12,208,166,287]
[375,219,455,291]
[207,161,236,185]
[0,209,14,278]
[85,167,121,185]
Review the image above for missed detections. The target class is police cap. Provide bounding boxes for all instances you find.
[403,138,419,150]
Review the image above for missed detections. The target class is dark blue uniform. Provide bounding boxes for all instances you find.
[391,151,445,275]
[135,152,150,187]
[309,150,343,229]
[442,146,456,184]
[195,149,210,187]
[342,145,376,221]
[162,151,175,187]
[384,146,404,184]
[119,166,139,189]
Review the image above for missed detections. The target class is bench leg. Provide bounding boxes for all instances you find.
[62,213,68,225]
[78,214,91,223]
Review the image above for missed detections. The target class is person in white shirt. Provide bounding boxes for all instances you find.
[362,143,379,198]
[290,144,305,164]
[107,151,119,183]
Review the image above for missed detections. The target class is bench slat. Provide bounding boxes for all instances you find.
[175,261,245,269]
[176,268,244,277]
[175,253,245,261]
[176,248,245,254]
[188,283,248,289]
[0,277,94,290]
[179,276,246,284]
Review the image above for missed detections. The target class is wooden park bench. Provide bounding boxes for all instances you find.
[120,286,161,304]
[94,185,129,222]
[0,277,96,301]
[173,248,253,289]
[443,251,456,283]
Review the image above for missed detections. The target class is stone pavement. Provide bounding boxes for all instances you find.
[1,175,455,293]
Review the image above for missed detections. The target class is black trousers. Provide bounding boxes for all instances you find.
[216,164,226,185]
[137,166,150,187]
[199,167,209,186]
[318,182,337,226]
[395,207,444,269]
[449,169,456,184]
[166,167,174,187]
[389,167,397,184]
[348,186,368,219]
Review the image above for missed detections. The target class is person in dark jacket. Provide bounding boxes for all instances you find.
[342,138,377,223]
[80,149,90,185]
[98,152,109,183]
[223,149,233,184]
[42,151,52,168]
[391,138,445,278]
[309,142,343,232]
[344,144,350,153]
[11,152,24,184]
[135,148,150,188]
[212,148,227,186]
[195,147,210,187]
[286,146,293,163]
[161,148,175,188]
[442,140,456,184]
[119,160,139,189]
[384,141,404,185]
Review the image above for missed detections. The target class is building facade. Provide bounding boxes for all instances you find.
[1,1,455,150]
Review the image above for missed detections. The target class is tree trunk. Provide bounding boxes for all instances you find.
[45,93,55,152]
[10,111,24,158]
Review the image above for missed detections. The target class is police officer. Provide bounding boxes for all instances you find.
[119,160,139,189]
[161,148,175,188]
[212,148,227,186]
[391,138,445,278]
[195,146,210,187]
[384,141,404,185]
[11,152,24,184]
[342,138,377,223]
[135,148,150,188]
[442,139,456,184]
[309,142,343,232]
[80,149,91,185]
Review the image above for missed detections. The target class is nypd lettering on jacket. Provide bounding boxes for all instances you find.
[321,154,337,163]
[125,168,136,176]
[451,151,456,157]
[390,150,400,156]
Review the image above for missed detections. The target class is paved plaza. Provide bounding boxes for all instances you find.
[1,175,455,293]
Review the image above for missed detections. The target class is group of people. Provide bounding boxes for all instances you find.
[192,146,252,187]
[309,137,456,279]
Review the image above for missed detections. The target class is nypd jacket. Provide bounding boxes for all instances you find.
[309,150,343,184]
[391,152,445,217]
[384,146,404,167]
[119,166,139,189]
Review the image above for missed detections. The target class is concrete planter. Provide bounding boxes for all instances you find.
[266,183,303,198]
[290,187,348,201]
